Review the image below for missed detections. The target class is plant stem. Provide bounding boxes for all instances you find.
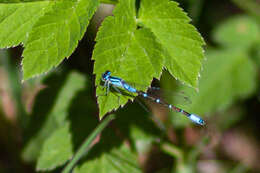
[62,114,116,173]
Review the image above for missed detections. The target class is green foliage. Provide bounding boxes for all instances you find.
[22,72,87,166]
[22,0,98,80]
[74,126,142,173]
[74,145,141,173]
[170,15,258,127]
[213,15,260,49]
[139,0,205,86]
[36,123,73,171]
[3,0,260,173]
[180,49,256,114]
[0,0,205,120]
[0,0,99,80]
[74,143,141,173]
[69,102,161,173]
[93,0,205,119]
[0,1,51,47]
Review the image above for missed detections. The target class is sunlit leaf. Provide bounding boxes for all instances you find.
[21,0,98,80]
[139,0,205,87]
[0,1,51,47]
[93,0,165,119]
[93,0,205,119]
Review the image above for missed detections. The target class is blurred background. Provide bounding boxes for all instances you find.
[0,0,259,172]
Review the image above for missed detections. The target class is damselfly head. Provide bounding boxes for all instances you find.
[102,70,111,81]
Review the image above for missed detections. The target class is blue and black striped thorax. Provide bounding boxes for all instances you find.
[101,71,137,93]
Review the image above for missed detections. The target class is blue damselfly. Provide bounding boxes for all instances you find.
[101,70,205,126]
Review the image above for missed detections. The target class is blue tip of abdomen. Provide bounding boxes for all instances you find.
[189,114,205,126]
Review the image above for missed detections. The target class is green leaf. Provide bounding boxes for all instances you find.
[139,0,205,87]
[74,130,142,173]
[62,114,115,173]
[93,0,205,119]
[0,1,51,48]
[22,112,59,162]
[93,0,165,119]
[22,0,99,80]
[22,72,86,162]
[170,49,257,127]
[36,123,73,171]
[74,146,141,173]
[213,15,260,49]
[190,49,257,113]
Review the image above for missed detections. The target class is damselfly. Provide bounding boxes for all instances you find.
[101,70,205,126]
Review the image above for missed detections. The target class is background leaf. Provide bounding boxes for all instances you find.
[170,49,257,127]
[22,72,86,162]
[212,15,260,49]
[115,102,162,154]
[74,129,142,173]
[189,49,257,114]
[36,123,73,171]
